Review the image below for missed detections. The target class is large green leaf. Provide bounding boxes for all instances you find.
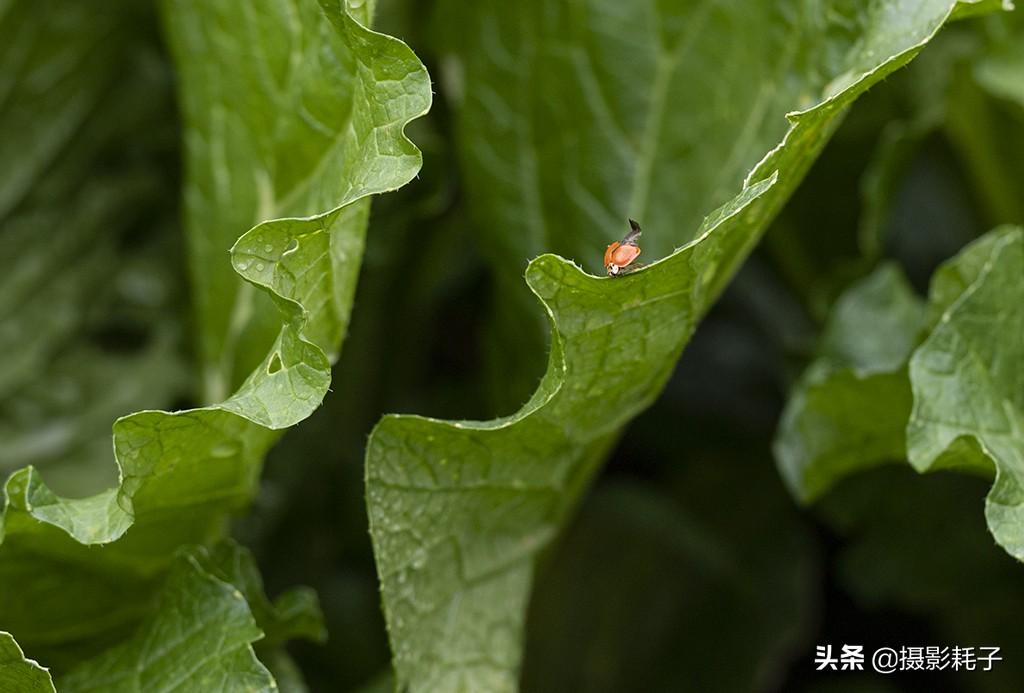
[775,264,924,499]
[777,226,1024,559]
[0,632,53,693]
[170,0,389,400]
[366,1,993,689]
[58,545,279,693]
[0,0,429,668]
[907,228,1024,555]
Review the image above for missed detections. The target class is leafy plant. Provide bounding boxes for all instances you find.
[778,226,1024,554]
[0,632,52,693]
[3,0,1024,691]
[1,0,428,686]
[367,1,1011,689]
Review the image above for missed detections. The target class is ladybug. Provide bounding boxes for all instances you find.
[605,219,643,276]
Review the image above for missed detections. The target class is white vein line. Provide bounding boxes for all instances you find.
[627,0,720,222]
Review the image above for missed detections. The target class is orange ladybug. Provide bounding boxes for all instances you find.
[605,219,642,276]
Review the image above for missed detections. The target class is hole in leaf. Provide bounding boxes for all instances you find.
[284,238,299,254]
[268,353,283,374]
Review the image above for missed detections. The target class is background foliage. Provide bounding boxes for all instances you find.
[2,0,1023,692]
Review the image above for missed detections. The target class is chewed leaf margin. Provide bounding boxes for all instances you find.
[0,631,55,693]
[907,227,1024,557]
[0,2,431,553]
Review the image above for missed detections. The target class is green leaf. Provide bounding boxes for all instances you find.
[58,545,275,693]
[777,226,1024,564]
[0,0,430,666]
[192,541,327,649]
[167,0,413,400]
[366,1,988,689]
[775,264,924,499]
[923,223,1011,324]
[777,365,915,502]
[193,541,326,693]
[907,227,1024,555]
[0,632,54,693]
[818,263,926,371]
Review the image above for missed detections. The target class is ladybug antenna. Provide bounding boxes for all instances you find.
[623,218,642,245]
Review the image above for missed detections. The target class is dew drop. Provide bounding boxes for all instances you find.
[237,260,249,271]
[264,243,273,253]
[255,263,265,272]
